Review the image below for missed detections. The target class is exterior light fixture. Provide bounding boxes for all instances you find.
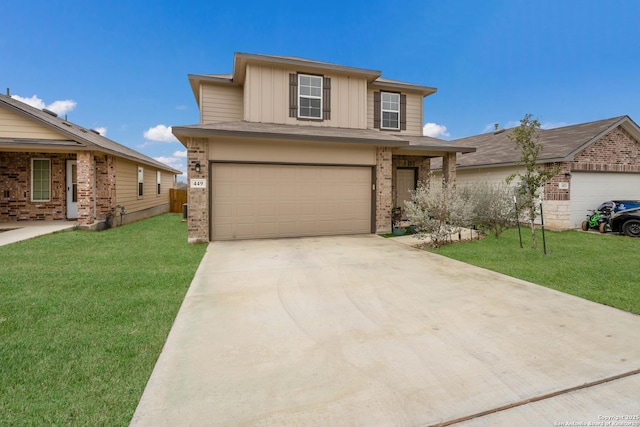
[195,162,201,173]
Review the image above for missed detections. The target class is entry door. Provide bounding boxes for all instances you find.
[66,160,78,219]
[396,168,416,211]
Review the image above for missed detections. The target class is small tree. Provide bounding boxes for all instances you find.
[506,114,560,249]
[405,174,472,247]
[459,180,516,239]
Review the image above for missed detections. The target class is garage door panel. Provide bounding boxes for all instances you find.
[570,172,640,228]
[212,163,372,240]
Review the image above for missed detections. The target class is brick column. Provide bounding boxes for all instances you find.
[442,152,457,184]
[375,147,393,234]
[187,137,209,243]
[76,151,95,225]
[418,157,431,182]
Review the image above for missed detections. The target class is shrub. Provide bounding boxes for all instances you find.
[459,180,517,239]
[405,175,472,247]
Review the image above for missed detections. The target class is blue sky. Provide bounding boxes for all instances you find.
[2,0,639,178]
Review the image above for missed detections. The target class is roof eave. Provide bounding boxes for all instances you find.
[172,126,408,147]
[233,52,383,84]
[370,80,437,96]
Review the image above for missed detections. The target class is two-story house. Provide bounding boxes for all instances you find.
[173,53,474,242]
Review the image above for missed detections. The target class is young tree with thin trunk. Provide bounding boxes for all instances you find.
[506,114,560,249]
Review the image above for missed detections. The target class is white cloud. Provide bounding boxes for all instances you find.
[173,150,187,158]
[11,94,45,109]
[11,94,76,116]
[422,122,450,138]
[143,124,178,142]
[47,99,77,116]
[94,127,107,136]
[154,155,186,175]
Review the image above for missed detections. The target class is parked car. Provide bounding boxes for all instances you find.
[609,200,640,237]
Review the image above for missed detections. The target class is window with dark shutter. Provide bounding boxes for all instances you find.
[400,94,407,130]
[373,91,381,129]
[381,91,400,130]
[323,77,331,120]
[289,73,298,118]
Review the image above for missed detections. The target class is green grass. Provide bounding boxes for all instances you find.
[432,228,640,315]
[0,214,207,426]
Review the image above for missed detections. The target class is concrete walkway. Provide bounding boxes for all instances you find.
[0,221,78,246]
[131,235,640,426]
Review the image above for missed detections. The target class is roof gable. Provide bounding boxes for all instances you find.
[445,116,637,169]
[0,94,180,174]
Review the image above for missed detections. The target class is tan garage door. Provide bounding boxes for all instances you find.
[211,163,373,240]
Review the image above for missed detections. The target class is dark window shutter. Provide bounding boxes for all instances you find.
[289,73,298,118]
[400,94,407,130]
[323,77,331,121]
[373,91,381,129]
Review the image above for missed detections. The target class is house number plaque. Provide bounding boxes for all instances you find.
[190,179,206,189]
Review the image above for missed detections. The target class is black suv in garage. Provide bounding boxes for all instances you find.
[610,201,640,237]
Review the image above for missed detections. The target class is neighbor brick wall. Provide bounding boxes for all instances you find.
[375,147,393,233]
[95,154,116,220]
[0,152,73,221]
[76,151,95,225]
[187,137,210,243]
[571,126,640,172]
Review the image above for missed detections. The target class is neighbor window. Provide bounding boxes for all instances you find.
[157,170,161,195]
[381,92,400,130]
[298,74,322,119]
[31,159,51,201]
[138,166,144,197]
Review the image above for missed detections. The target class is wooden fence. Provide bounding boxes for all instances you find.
[170,188,187,213]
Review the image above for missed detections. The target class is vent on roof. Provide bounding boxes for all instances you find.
[42,108,58,117]
[493,123,505,134]
[90,129,100,134]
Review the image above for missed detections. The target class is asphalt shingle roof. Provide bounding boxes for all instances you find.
[0,93,181,174]
[433,116,636,169]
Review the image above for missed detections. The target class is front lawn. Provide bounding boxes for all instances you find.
[432,229,640,315]
[0,214,207,426]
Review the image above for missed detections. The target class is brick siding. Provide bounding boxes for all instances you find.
[186,137,210,243]
[375,147,393,233]
[0,152,74,221]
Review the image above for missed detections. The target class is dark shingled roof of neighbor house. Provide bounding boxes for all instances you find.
[431,115,640,170]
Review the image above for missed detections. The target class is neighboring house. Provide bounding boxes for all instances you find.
[173,52,475,242]
[432,116,640,230]
[0,93,181,228]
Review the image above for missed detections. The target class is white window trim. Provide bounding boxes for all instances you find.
[138,166,144,198]
[156,170,162,196]
[31,158,51,202]
[297,74,323,120]
[381,91,400,130]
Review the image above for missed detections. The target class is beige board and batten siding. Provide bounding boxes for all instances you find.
[0,106,68,140]
[366,89,423,136]
[200,84,243,123]
[243,63,368,129]
[114,158,172,213]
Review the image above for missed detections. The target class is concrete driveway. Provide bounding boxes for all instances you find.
[131,235,640,426]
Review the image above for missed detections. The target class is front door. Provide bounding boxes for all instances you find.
[66,160,78,219]
[396,168,416,212]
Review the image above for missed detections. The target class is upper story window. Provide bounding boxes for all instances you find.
[374,91,406,131]
[298,74,322,119]
[381,92,400,130]
[289,73,331,121]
